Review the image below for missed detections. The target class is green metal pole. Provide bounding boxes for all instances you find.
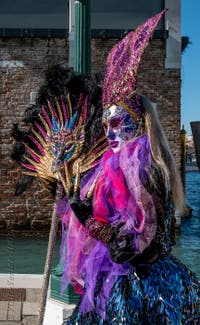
[74,0,91,74]
[48,2,91,313]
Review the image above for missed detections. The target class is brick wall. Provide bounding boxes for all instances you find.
[138,39,181,163]
[0,37,181,233]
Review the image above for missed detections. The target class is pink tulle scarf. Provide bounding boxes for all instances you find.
[60,134,157,318]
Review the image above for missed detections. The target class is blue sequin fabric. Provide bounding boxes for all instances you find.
[63,255,200,324]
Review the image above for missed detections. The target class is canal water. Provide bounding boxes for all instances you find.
[0,171,200,276]
[172,171,200,276]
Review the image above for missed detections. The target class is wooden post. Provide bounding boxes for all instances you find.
[38,182,63,325]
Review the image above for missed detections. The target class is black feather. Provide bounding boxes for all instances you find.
[15,175,34,196]
[11,141,25,162]
[23,105,41,124]
[11,123,26,141]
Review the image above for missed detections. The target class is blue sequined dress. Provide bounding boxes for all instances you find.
[62,196,200,324]
[64,255,200,324]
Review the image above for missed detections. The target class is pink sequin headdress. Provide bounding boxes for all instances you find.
[102,9,167,117]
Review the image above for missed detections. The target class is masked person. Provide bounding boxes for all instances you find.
[61,10,200,324]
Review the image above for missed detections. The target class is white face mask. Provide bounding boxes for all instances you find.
[102,105,138,153]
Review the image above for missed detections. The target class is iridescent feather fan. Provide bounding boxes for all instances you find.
[12,66,108,196]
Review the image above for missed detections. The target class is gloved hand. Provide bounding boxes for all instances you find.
[108,223,137,264]
[68,188,93,226]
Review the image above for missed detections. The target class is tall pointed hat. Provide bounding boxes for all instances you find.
[102,9,167,111]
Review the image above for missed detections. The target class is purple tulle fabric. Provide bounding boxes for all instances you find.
[58,134,157,318]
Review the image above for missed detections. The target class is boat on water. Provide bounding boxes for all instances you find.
[191,121,200,170]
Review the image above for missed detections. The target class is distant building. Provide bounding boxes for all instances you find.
[186,134,196,164]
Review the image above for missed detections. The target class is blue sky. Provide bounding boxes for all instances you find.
[181,0,200,135]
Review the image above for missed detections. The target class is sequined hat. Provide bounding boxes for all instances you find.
[102,9,167,115]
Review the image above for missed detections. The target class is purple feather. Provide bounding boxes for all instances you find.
[61,96,68,124]
[25,145,41,163]
[42,105,52,129]
[83,95,88,125]
[27,135,45,155]
[48,101,59,122]
[21,163,37,171]
[34,121,47,140]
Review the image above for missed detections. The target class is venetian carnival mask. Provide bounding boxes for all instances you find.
[102,105,138,153]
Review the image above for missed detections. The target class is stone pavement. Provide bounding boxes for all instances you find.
[0,274,75,325]
[0,288,75,325]
[0,288,40,324]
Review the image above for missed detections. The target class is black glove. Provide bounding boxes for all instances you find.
[108,223,137,264]
[68,189,93,226]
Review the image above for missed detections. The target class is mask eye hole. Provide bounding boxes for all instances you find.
[110,118,121,128]
[65,143,74,153]
[66,145,72,150]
